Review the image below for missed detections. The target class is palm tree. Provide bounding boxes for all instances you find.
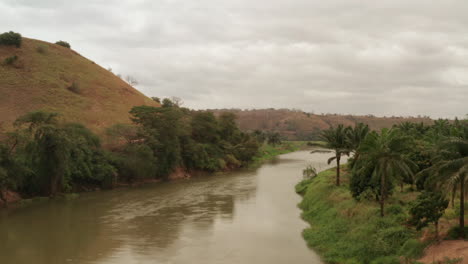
[358,128,416,217]
[419,138,468,237]
[321,125,350,186]
[346,123,370,169]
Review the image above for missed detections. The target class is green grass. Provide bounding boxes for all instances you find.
[296,167,427,264]
[250,141,309,167]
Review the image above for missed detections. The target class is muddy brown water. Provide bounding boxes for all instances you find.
[0,150,337,264]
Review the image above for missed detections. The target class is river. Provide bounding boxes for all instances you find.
[0,150,335,264]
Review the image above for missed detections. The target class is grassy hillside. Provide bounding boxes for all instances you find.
[0,37,158,134]
[210,109,433,140]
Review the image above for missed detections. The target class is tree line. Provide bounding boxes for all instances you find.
[0,99,263,203]
[321,118,468,238]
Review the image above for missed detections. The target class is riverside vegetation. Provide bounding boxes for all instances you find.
[0,98,294,204]
[297,119,468,263]
[0,31,295,204]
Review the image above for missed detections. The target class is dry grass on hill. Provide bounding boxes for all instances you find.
[211,109,433,139]
[0,37,158,134]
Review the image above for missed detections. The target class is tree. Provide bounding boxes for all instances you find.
[409,192,448,240]
[55,40,71,48]
[130,106,183,178]
[253,130,267,144]
[419,137,468,237]
[0,31,22,47]
[14,111,116,196]
[346,123,370,169]
[321,125,350,186]
[357,128,416,216]
[267,132,282,146]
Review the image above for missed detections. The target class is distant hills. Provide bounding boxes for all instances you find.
[0,37,437,139]
[0,37,158,134]
[209,109,433,140]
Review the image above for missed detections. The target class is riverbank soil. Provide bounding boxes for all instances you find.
[0,190,21,207]
[420,241,468,263]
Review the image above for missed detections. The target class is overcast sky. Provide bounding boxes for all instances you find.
[2,0,467,118]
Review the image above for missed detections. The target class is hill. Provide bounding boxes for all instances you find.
[0,37,158,134]
[209,109,433,140]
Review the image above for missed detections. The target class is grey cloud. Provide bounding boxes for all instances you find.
[1,0,467,118]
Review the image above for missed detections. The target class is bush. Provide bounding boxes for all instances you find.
[446,226,468,240]
[67,81,81,94]
[295,179,312,195]
[398,238,426,261]
[3,55,18,65]
[36,44,48,54]
[0,31,22,47]
[387,204,405,215]
[55,40,71,48]
[370,256,400,264]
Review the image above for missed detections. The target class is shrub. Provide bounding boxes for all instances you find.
[0,31,22,47]
[55,40,71,48]
[67,81,81,94]
[446,226,468,240]
[387,204,404,215]
[370,256,400,264]
[36,44,48,54]
[295,179,312,195]
[398,238,426,262]
[3,55,18,65]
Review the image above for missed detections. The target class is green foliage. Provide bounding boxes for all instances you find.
[409,192,448,231]
[127,106,258,176]
[55,40,71,48]
[398,239,426,262]
[446,226,468,240]
[0,31,22,47]
[9,111,116,196]
[370,256,400,264]
[295,178,312,195]
[321,124,350,186]
[112,144,156,182]
[355,128,417,216]
[298,168,418,263]
[266,132,282,146]
[3,55,18,65]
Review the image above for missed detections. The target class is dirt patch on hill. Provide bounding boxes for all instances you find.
[420,240,468,263]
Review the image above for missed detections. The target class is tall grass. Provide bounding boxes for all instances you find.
[296,167,426,264]
[250,141,309,167]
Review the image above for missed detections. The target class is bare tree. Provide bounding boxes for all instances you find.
[170,96,183,107]
[125,75,139,87]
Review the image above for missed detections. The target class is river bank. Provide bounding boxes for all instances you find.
[296,166,468,264]
[0,141,312,209]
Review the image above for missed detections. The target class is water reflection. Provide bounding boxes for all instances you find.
[0,149,333,264]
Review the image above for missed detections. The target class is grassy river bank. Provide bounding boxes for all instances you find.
[295,166,466,264]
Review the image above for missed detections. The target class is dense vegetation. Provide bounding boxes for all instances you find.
[55,40,71,48]
[297,118,468,263]
[0,31,22,47]
[0,99,269,203]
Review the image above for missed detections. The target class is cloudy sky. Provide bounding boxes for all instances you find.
[2,0,467,118]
